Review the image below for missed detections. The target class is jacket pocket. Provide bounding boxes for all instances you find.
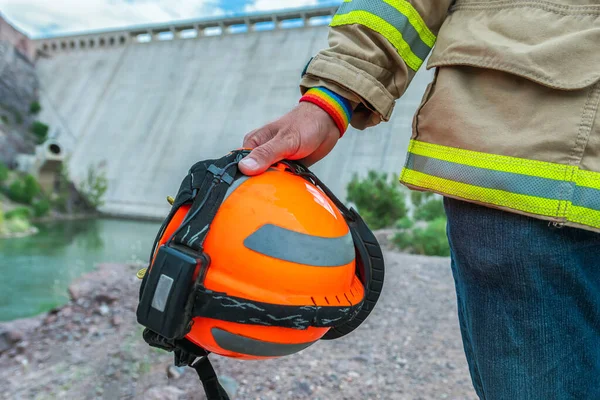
[428,0,600,90]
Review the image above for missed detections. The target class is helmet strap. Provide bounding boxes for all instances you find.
[190,356,231,400]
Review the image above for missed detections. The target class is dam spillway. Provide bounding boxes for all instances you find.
[33,6,434,219]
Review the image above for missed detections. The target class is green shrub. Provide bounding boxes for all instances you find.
[0,204,5,235]
[31,121,49,144]
[33,199,51,217]
[396,216,414,230]
[411,191,434,207]
[393,217,450,257]
[0,162,8,183]
[30,101,42,115]
[414,198,445,222]
[5,207,32,220]
[346,170,407,230]
[7,175,40,204]
[15,112,23,125]
[79,164,109,209]
[5,216,31,234]
[0,115,8,125]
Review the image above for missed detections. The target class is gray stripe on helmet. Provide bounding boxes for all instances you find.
[211,328,316,357]
[336,0,432,61]
[223,174,250,202]
[244,224,355,267]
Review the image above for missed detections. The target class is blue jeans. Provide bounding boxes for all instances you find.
[443,197,600,400]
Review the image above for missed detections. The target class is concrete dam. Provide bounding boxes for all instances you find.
[33,6,434,220]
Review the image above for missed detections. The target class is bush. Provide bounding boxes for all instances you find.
[0,162,8,183]
[396,216,414,230]
[346,170,407,230]
[79,164,109,209]
[33,199,51,217]
[414,198,445,222]
[7,175,40,204]
[411,191,434,207]
[31,121,49,144]
[0,115,8,125]
[393,217,450,257]
[5,206,32,220]
[5,216,31,234]
[15,112,23,125]
[30,101,42,115]
[0,204,5,235]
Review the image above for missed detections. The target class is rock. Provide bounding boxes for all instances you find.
[166,365,186,380]
[5,330,23,343]
[351,355,370,364]
[95,293,119,305]
[111,315,123,327]
[396,357,408,367]
[144,386,185,400]
[296,381,313,396]
[60,307,73,318]
[0,335,11,354]
[0,330,23,354]
[16,341,28,354]
[97,304,110,316]
[15,355,28,367]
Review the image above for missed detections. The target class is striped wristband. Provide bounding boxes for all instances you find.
[299,87,353,137]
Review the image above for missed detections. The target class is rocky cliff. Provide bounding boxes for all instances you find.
[0,18,39,166]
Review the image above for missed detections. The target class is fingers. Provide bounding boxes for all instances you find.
[239,129,300,175]
[243,124,276,149]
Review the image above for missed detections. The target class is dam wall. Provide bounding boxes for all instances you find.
[33,6,434,220]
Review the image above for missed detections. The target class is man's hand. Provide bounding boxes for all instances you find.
[239,102,341,176]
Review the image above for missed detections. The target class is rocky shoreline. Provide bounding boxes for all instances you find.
[0,252,477,400]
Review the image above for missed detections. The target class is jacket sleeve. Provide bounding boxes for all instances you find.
[300,0,453,130]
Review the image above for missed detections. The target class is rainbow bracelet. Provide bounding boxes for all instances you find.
[299,87,353,137]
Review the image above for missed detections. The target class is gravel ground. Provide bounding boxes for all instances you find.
[0,250,477,400]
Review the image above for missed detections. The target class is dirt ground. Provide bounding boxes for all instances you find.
[0,248,478,400]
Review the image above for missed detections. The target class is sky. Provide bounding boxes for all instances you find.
[0,0,342,39]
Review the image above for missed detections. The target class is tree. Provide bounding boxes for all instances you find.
[30,101,42,115]
[31,121,49,144]
[79,164,109,209]
[0,162,8,183]
[346,170,407,230]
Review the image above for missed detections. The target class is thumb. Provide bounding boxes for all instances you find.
[239,133,298,176]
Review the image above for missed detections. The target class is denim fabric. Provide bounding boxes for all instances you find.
[443,197,600,400]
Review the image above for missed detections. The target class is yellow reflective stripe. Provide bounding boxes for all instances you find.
[569,206,600,229]
[401,168,565,216]
[574,169,600,191]
[331,11,424,71]
[402,140,600,230]
[407,140,574,181]
[382,0,435,47]
[330,0,436,72]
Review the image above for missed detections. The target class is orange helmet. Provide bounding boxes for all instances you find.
[137,150,384,399]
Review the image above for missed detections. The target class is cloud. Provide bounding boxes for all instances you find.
[0,0,338,38]
[245,0,319,12]
[0,0,225,38]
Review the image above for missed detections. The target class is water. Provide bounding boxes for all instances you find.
[0,218,161,322]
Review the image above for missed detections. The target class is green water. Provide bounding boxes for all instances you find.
[0,218,161,322]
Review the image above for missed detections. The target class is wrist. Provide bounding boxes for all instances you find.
[299,87,354,137]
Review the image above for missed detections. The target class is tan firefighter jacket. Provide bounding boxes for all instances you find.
[300,0,600,233]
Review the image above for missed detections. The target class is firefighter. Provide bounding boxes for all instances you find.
[239,1,600,398]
